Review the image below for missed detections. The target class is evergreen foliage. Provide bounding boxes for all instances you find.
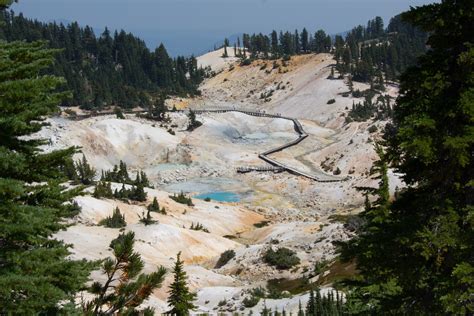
[263,247,300,270]
[340,1,474,313]
[100,161,151,188]
[75,154,96,185]
[305,288,344,316]
[215,250,236,269]
[93,181,113,199]
[167,252,196,315]
[0,34,94,313]
[83,232,167,314]
[99,207,127,228]
[234,14,426,85]
[139,209,157,226]
[189,222,210,233]
[148,197,166,214]
[335,15,427,82]
[170,192,194,206]
[0,11,205,109]
[186,110,202,131]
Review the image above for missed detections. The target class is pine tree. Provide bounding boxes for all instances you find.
[131,184,147,202]
[305,290,316,316]
[83,232,166,314]
[340,2,473,313]
[301,28,309,53]
[167,252,196,315]
[0,37,93,313]
[139,209,157,226]
[99,206,127,228]
[222,38,229,58]
[75,154,96,185]
[148,197,164,214]
[298,300,305,316]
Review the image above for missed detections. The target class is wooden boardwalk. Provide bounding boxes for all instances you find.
[66,107,347,182]
[193,108,347,183]
[236,166,284,173]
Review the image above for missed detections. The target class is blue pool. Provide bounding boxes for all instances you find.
[194,191,241,202]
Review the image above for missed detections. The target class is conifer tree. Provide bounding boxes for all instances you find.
[167,252,196,315]
[340,2,473,313]
[0,35,93,313]
[222,38,229,58]
[99,207,126,228]
[298,300,305,316]
[301,28,309,53]
[76,154,96,185]
[83,232,166,314]
[306,290,316,316]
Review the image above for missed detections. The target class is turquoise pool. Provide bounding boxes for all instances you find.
[194,191,241,202]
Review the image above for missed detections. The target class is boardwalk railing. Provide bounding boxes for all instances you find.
[66,107,347,182]
[193,108,347,183]
[237,166,284,173]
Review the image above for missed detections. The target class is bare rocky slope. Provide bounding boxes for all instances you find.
[39,48,401,314]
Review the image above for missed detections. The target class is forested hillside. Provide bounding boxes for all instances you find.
[0,11,206,109]
[225,14,427,84]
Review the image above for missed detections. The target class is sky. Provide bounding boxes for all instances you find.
[12,0,437,56]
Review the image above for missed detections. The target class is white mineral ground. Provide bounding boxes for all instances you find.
[35,47,402,314]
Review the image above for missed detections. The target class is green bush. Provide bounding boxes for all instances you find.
[368,125,378,133]
[242,295,260,308]
[99,207,126,228]
[147,197,167,214]
[254,220,270,228]
[327,99,336,104]
[93,181,113,199]
[170,192,194,206]
[263,247,300,270]
[139,209,157,226]
[215,250,236,268]
[240,58,252,66]
[189,222,209,233]
[114,107,125,119]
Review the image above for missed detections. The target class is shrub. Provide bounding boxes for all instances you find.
[139,209,157,226]
[334,167,342,175]
[75,155,96,185]
[242,287,265,307]
[189,222,209,233]
[147,197,166,214]
[327,99,336,104]
[254,220,270,228]
[204,197,211,202]
[93,181,113,199]
[114,107,125,119]
[64,108,77,117]
[263,247,300,270]
[170,192,194,206]
[242,295,260,308]
[313,259,330,276]
[368,125,378,133]
[240,58,251,66]
[99,207,126,228]
[113,184,147,202]
[187,110,202,131]
[215,250,236,268]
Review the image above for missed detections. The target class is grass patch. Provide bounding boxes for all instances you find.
[267,277,311,295]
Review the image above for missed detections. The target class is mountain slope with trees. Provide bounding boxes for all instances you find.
[0,11,207,109]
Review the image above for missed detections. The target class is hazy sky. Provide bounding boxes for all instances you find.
[12,0,437,56]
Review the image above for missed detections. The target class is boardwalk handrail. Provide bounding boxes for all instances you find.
[66,107,346,182]
[193,108,347,182]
